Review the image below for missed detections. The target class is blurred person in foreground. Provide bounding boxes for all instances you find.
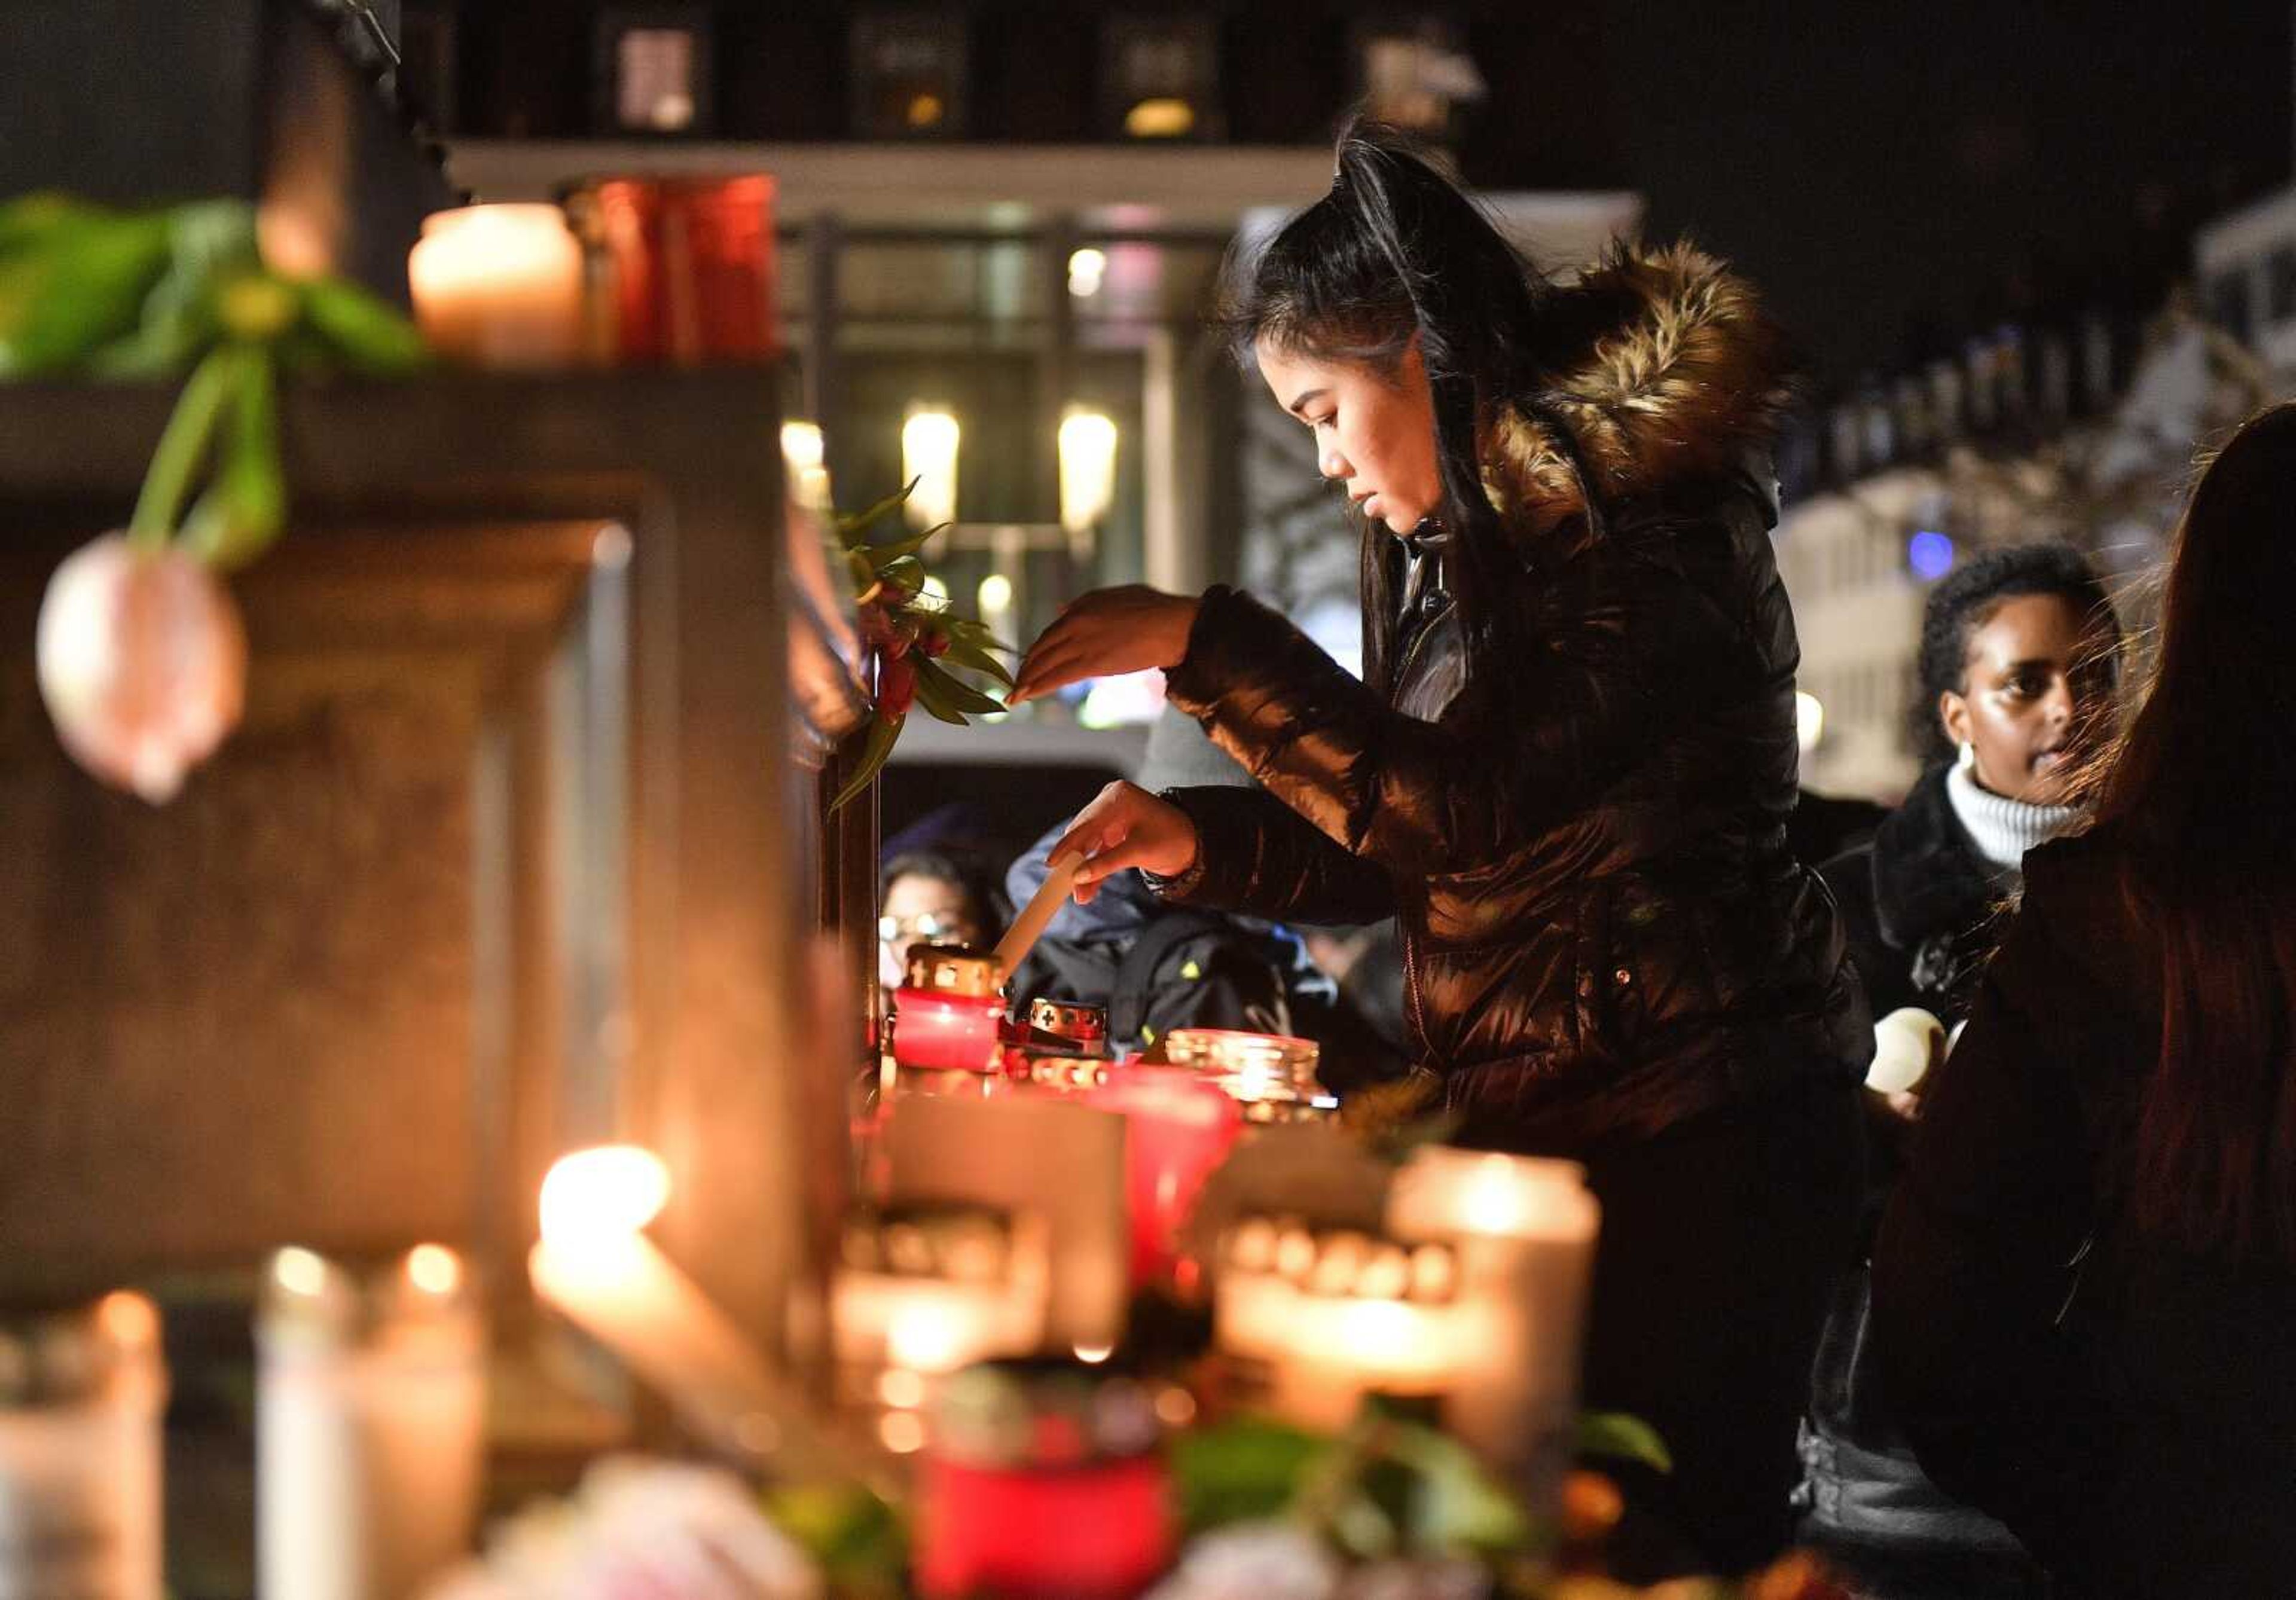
[1009,118,1867,1575]
[1798,543,2123,1599]
[1873,402,2296,1598]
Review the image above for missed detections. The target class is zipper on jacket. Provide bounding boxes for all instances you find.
[1402,923,1433,1065]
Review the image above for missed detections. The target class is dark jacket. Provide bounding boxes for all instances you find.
[1821,764,2003,1027]
[1873,832,2296,1598]
[1800,764,2035,1587]
[1158,245,1870,1152]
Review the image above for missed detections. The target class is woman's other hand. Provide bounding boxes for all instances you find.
[1049,781,1199,904]
[1009,586,1199,706]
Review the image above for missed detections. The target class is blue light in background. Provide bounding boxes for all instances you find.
[1907,530,1955,581]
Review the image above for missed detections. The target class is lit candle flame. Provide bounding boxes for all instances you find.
[405,1243,463,1298]
[539,1146,671,1244]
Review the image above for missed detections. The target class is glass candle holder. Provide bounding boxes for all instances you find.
[257,1244,486,1600]
[407,204,585,369]
[1211,1216,1463,1433]
[915,1358,1170,1600]
[0,1293,166,1600]
[1088,1065,1242,1290]
[891,945,1008,1079]
[1383,1148,1601,1495]
[590,175,780,365]
[1162,1028,1335,1122]
[831,1203,1050,1455]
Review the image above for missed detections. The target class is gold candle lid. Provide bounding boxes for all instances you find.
[1026,997,1107,1046]
[903,942,1006,998]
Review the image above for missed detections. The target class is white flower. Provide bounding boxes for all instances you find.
[1144,1523,1344,1600]
[422,1457,820,1600]
[35,533,246,803]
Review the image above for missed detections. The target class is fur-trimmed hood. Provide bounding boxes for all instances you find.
[1479,242,1795,537]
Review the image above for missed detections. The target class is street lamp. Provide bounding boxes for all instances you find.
[902,407,961,529]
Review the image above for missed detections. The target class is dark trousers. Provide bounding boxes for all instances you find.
[1574,1080,1865,1580]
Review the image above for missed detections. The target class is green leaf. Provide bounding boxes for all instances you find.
[940,636,1016,688]
[942,616,1017,654]
[0,210,172,376]
[1170,1419,1329,1536]
[1573,1412,1673,1475]
[873,554,926,596]
[762,1482,907,1599]
[1381,1424,1533,1556]
[829,714,903,813]
[298,276,429,373]
[857,518,950,570]
[834,479,917,540]
[906,660,970,726]
[912,657,1004,717]
[180,345,286,570]
[0,193,103,257]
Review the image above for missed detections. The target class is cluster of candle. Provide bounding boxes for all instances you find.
[1210,1146,1601,1491]
[257,1242,486,1600]
[829,1202,1051,1454]
[1213,1216,1465,1433]
[407,177,778,371]
[0,1291,166,1600]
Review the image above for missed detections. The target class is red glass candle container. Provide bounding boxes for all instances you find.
[917,1360,1171,1600]
[1091,1065,1242,1288]
[591,175,778,364]
[891,945,1007,1076]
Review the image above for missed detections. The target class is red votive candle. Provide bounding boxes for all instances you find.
[917,1360,1171,1600]
[1092,1065,1242,1287]
[891,988,1006,1073]
[591,175,779,364]
[891,945,1007,1076]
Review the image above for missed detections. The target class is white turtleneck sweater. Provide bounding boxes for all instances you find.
[1946,759,2081,883]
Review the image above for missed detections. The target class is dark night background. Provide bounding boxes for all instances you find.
[450,1,2294,392]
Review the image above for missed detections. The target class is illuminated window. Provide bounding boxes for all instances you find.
[853,10,967,139]
[1101,17,1220,141]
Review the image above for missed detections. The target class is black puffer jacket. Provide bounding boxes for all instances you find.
[1159,246,1869,1151]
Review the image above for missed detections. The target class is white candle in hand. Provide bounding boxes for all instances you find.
[992,852,1083,976]
[1867,1007,1946,1095]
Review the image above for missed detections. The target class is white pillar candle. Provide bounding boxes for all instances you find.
[1384,1150,1600,1486]
[526,1146,860,1480]
[408,204,585,370]
[257,1245,485,1600]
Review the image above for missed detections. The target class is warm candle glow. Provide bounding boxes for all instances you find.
[1058,409,1118,534]
[902,408,961,529]
[404,1243,463,1298]
[408,204,585,370]
[273,1246,331,1299]
[539,1145,672,1244]
[95,1290,160,1349]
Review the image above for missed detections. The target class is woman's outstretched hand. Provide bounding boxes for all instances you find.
[1007,585,1200,706]
[1050,781,1200,905]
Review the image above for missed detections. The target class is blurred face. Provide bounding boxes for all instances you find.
[878,872,984,988]
[1940,593,2115,805]
[1256,337,1442,535]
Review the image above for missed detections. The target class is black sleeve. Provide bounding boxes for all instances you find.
[1162,523,1752,877]
[1152,784,1398,927]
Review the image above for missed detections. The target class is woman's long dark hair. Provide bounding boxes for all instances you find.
[2092,401,2296,1261]
[1216,118,1607,701]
